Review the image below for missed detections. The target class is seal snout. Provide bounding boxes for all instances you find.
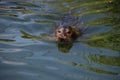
[55,26,73,41]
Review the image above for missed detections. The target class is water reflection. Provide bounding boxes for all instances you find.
[77,0,120,52]
[87,53,120,66]
[57,41,73,53]
[58,59,119,75]
[20,30,73,52]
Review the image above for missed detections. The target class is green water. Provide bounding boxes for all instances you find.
[0,0,120,80]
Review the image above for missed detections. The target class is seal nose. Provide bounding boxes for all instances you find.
[60,33,67,39]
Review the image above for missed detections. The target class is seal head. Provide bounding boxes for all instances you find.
[55,26,73,41]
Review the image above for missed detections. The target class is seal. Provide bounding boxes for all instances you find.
[55,13,81,41]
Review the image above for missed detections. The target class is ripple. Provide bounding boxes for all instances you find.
[0,34,16,38]
[0,48,22,52]
[17,71,39,76]
[2,60,27,65]
[45,66,59,70]
[57,59,119,75]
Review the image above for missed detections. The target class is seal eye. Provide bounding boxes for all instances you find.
[58,31,61,33]
[67,31,71,34]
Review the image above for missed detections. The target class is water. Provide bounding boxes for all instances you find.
[0,0,120,80]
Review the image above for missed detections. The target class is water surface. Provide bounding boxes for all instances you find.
[0,0,120,80]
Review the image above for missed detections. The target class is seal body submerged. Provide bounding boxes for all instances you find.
[55,14,81,41]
